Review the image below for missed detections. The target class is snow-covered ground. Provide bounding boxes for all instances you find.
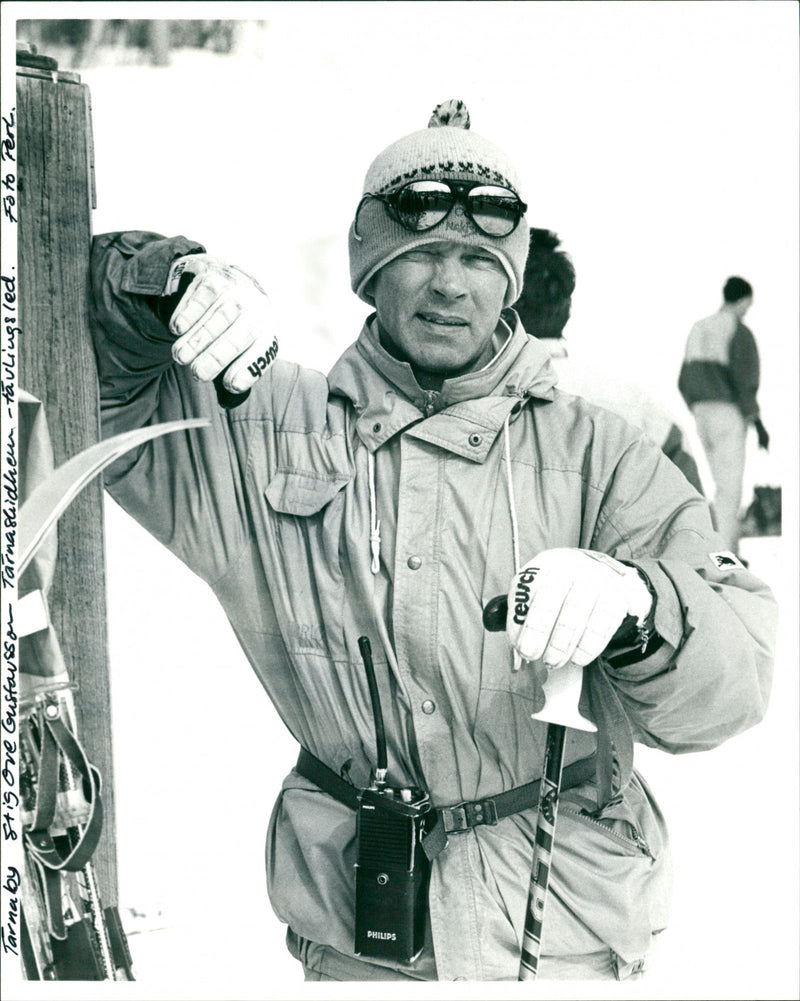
[6,5,799,999]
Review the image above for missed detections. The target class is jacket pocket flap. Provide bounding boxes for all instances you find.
[265,470,349,516]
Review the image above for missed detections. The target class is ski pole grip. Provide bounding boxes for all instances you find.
[482,594,638,646]
[482,594,510,632]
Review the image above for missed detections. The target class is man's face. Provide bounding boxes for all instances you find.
[370,241,508,383]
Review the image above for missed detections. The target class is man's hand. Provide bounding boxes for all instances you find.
[754,417,770,451]
[506,549,653,669]
[163,255,279,396]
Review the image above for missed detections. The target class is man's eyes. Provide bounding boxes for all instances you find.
[464,254,501,268]
[397,249,499,268]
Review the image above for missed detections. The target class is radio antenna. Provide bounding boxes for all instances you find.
[358,636,387,787]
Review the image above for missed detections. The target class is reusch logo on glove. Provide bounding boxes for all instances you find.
[513,567,539,624]
[246,337,279,380]
[164,258,189,295]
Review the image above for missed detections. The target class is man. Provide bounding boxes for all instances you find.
[679,276,769,553]
[89,100,776,982]
[514,228,703,492]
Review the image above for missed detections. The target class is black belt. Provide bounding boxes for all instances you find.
[295,747,596,861]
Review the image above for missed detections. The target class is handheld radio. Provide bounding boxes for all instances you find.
[353,637,431,963]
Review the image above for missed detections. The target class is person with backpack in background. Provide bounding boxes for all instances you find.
[679,276,769,554]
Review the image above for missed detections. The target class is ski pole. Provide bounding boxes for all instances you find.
[483,594,633,981]
[517,720,565,979]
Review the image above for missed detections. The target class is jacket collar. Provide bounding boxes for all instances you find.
[328,310,558,459]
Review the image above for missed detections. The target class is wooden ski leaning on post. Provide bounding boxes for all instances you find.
[17,414,208,979]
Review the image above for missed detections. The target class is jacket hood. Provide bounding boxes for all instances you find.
[327,309,558,450]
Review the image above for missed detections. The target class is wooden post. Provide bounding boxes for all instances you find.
[16,48,117,907]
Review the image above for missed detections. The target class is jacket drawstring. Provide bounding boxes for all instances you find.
[503,414,520,572]
[367,450,381,574]
[504,414,523,673]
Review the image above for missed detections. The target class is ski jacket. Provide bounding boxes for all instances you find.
[678,308,761,420]
[538,337,703,493]
[89,231,776,981]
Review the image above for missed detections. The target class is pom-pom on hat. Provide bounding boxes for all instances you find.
[349,99,529,308]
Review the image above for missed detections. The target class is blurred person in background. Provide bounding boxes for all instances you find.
[87,101,775,982]
[513,229,703,493]
[678,277,769,555]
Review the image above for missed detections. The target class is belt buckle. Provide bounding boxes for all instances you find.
[441,798,498,834]
[441,804,469,834]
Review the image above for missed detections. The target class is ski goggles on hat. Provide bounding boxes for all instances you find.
[353,179,527,240]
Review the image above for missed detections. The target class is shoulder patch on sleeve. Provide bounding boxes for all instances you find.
[709,551,746,570]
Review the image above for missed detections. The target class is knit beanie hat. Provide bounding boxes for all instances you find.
[349,100,529,308]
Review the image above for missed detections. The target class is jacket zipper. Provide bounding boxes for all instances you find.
[560,806,655,859]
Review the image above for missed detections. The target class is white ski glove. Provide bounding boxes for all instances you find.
[507,549,653,669]
[164,254,279,395]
